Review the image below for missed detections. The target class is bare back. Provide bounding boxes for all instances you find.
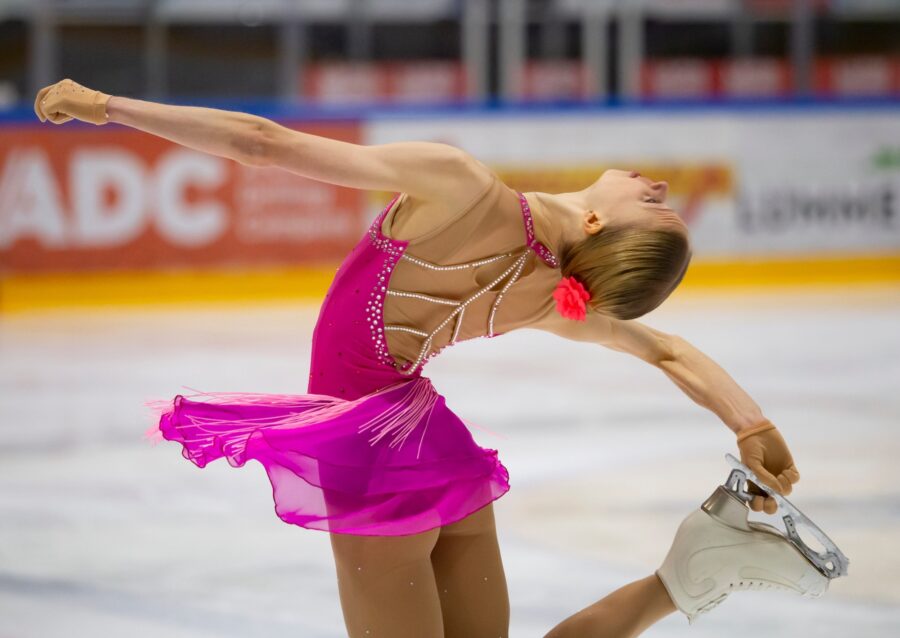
[378,171,562,372]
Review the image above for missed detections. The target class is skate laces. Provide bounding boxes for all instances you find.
[728,579,787,592]
[695,579,789,618]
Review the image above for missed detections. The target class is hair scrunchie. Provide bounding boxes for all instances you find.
[553,275,591,321]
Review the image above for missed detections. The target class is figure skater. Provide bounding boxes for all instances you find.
[35,79,847,638]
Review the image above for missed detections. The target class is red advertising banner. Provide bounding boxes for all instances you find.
[717,58,793,97]
[521,61,591,101]
[815,57,900,96]
[303,61,466,104]
[0,121,366,273]
[641,59,717,99]
[642,56,900,99]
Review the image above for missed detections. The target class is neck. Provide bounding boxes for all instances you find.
[530,190,591,257]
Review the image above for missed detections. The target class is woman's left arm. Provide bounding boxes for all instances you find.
[652,333,767,436]
[540,312,767,436]
[542,312,800,512]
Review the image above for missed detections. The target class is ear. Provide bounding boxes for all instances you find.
[583,209,605,236]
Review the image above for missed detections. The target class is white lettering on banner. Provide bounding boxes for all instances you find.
[72,149,146,247]
[0,148,67,248]
[237,166,333,208]
[155,150,227,246]
[238,211,353,241]
[0,146,229,251]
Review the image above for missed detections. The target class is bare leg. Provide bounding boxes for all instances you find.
[329,526,444,638]
[544,573,677,638]
[430,502,511,638]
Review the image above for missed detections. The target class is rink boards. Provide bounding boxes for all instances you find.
[1,103,899,310]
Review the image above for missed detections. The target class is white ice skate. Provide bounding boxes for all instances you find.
[655,453,849,625]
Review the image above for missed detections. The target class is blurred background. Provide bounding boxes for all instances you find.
[1,1,899,637]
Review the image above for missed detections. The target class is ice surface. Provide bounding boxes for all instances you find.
[1,287,898,637]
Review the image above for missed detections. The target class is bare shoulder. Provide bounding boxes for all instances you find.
[534,310,673,364]
[380,141,496,202]
[415,147,497,208]
[530,308,615,344]
[387,151,499,241]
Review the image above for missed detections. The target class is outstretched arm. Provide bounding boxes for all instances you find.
[34,79,492,214]
[540,311,800,513]
[541,312,766,436]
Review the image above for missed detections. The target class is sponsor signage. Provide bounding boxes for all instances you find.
[4,108,898,277]
[0,123,366,273]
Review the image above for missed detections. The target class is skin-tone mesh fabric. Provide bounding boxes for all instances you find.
[330,526,445,638]
[379,175,561,371]
[430,501,511,637]
[329,499,675,638]
[329,502,510,638]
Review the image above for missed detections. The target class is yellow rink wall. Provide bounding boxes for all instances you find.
[2,252,899,314]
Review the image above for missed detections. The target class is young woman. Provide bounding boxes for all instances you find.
[36,79,815,638]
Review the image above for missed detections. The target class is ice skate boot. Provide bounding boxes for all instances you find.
[655,454,849,625]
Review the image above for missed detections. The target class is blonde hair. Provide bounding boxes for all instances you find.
[558,225,691,320]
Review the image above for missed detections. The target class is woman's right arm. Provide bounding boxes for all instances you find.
[107,96,493,211]
[36,79,493,216]
[250,123,495,214]
[106,96,264,167]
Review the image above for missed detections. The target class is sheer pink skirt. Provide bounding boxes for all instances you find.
[144,376,510,536]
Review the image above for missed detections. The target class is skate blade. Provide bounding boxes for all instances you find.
[723,453,849,580]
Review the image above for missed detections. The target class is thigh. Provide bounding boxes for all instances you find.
[330,527,443,638]
[431,502,510,638]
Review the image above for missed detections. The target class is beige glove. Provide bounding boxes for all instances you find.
[34,78,111,126]
[736,420,801,514]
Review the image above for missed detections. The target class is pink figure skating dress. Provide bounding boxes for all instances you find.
[147,173,561,536]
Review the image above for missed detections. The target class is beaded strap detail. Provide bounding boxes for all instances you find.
[516,191,559,269]
[365,189,553,375]
[386,249,528,375]
[365,194,406,369]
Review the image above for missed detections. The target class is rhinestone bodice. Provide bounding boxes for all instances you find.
[307,177,559,399]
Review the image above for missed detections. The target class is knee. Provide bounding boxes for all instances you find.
[544,622,568,638]
[543,612,592,638]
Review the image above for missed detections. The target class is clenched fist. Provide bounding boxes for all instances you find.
[736,420,801,515]
[34,78,111,126]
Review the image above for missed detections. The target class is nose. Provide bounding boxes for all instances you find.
[652,181,669,201]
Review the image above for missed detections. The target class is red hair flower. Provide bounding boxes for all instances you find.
[553,275,591,321]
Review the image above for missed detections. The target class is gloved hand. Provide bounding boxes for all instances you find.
[736,420,801,515]
[34,78,111,126]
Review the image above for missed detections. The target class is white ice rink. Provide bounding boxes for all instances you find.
[2,287,899,637]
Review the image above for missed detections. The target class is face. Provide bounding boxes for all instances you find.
[585,169,689,239]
